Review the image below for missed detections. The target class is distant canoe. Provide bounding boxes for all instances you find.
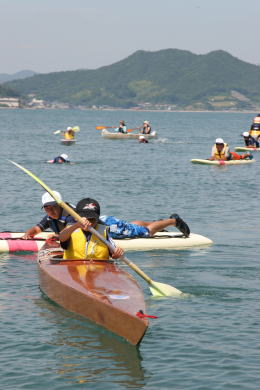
[101,129,157,139]
[60,139,76,146]
[191,158,255,165]
[234,146,260,152]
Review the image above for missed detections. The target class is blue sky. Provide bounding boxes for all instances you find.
[0,0,259,73]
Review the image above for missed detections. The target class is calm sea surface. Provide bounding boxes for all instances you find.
[0,109,260,389]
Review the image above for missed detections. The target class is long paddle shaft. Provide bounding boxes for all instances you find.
[9,160,183,297]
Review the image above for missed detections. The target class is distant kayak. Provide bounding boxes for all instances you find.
[234,146,260,152]
[101,129,157,139]
[60,139,76,146]
[191,158,255,165]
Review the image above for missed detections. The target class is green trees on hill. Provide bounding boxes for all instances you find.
[5,49,260,109]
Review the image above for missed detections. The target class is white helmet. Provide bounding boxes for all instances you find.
[60,153,68,161]
[242,131,249,137]
[215,138,224,144]
[42,191,62,207]
[143,121,149,124]
[67,126,73,131]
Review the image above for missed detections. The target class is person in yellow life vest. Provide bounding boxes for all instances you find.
[59,198,124,260]
[209,138,253,161]
[250,114,260,140]
[63,127,75,140]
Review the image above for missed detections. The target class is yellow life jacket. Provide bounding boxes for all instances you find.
[63,224,110,260]
[211,143,229,160]
[250,129,260,138]
[64,132,74,140]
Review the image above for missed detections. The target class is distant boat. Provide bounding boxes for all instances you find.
[101,129,157,140]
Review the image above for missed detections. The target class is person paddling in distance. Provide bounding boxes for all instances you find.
[242,131,259,148]
[59,198,124,260]
[22,191,75,239]
[249,114,260,140]
[114,120,127,134]
[209,138,253,161]
[62,127,75,140]
[140,121,152,134]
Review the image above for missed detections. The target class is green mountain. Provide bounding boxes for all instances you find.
[5,49,260,110]
[0,84,20,98]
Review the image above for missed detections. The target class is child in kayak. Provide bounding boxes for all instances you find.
[59,198,124,260]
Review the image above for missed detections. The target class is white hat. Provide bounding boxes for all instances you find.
[67,126,72,131]
[215,138,224,144]
[242,131,249,137]
[143,120,149,124]
[60,153,68,161]
[42,191,62,207]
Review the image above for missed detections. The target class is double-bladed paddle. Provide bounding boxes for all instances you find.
[9,160,183,297]
[53,126,80,135]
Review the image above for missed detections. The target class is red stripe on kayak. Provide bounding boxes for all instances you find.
[0,233,12,238]
[7,239,39,252]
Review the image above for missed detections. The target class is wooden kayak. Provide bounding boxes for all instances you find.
[191,158,255,165]
[0,231,212,252]
[101,129,157,139]
[60,139,76,146]
[234,146,260,152]
[37,240,148,345]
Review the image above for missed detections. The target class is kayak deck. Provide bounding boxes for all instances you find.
[38,242,148,345]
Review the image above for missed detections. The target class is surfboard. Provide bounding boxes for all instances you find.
[191,158,255,165]
[234,147,260,152]
[0,231,212,252]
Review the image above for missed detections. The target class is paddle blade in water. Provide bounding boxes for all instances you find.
[149,281,183,297]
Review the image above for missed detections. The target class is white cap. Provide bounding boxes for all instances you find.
[242,131,249,137]
[60,153,68,161]
[215,138,224,144]
[67,126,72,131]
[139,135,145,139]
[42,191,62,207]
[143,120,149,124]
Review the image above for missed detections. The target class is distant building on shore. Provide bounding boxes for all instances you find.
[0,97,20,108]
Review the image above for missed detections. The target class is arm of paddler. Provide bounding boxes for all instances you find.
[22,225,42,239]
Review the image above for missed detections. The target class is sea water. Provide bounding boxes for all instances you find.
[0,108,259,389]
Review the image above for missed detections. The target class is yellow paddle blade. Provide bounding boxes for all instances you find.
[72,126,80,132]
[149,281,183,297]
